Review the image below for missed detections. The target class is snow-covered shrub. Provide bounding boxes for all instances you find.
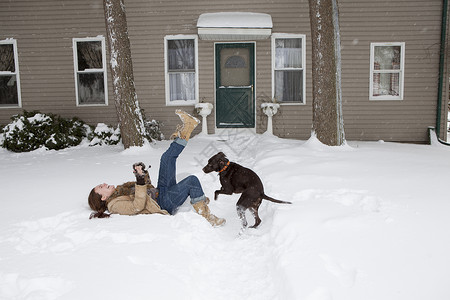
[44,116,90,150]
[141,109,164,141]
[1,111,90,152]
[88,123,121,146]
[144,119,164,141]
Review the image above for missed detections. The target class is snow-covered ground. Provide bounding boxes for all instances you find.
[447,111,449,141]
[0,133,449,300]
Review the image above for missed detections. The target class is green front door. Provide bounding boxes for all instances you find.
[215,43,255,128]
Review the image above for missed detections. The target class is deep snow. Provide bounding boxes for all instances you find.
[0,133,449,300]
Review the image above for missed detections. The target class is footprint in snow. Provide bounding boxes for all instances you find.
[0,272,73,299]
[319,254,358,288]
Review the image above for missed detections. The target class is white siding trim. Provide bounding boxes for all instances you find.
[73,36,108,107]
[164,35,199,106]
[271,33,306,105]
[0,38,22,108]
[369,42,405,101]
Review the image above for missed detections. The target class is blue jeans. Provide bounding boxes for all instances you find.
[157,138,206,215]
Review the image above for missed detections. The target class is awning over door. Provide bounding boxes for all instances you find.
[197,12,272,40]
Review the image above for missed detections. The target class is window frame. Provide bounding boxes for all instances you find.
[164,35,199,106]
[0,38,22,108]
[369,42,405,101]
[72,36,108,106]
[271,33,306,105]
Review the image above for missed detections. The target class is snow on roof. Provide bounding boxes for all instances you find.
[197,12,273,29]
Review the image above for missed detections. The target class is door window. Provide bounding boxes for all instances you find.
[220,48,250,87]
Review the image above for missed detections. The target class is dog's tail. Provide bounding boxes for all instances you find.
[262,194,292,204]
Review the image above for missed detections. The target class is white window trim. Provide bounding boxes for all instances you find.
[0,38,22,108]
[369,42,405,101]
[271,33,306,105]
[73,36,108,106]
[164,35,199,106]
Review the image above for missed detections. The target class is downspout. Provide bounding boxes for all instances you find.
[436,0,448,139]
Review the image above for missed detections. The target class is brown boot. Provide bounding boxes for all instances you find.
[169,124,183,140]
[171,110,200,141]
[192,198,226,227]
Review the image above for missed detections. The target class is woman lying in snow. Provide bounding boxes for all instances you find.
[88,110,225,227]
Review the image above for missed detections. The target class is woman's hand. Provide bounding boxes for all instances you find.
[132,162,149,174]
[133,162,149,185]
[133,164,144,176]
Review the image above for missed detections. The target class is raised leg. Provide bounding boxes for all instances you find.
[157,138,186,191]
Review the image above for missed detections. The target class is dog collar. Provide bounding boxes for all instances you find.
[219,161,230,173]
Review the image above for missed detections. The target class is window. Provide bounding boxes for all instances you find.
[73,37,108,105]
[164,35,198,105]
[272,34,306,104]
[0,39,21,107]
[370,42,405,100]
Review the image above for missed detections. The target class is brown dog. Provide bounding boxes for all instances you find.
[203,152,291,229]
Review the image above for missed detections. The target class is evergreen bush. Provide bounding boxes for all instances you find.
[88,123,121,146]
[45,116,91,150]
[1,110,166,152]
[141,109,164,141]
[145,119,164,141]
[0,111,90,152]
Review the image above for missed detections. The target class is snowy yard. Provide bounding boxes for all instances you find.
[0,133,449,300]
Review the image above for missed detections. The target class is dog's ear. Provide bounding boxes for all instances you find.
[217,152,227,159]
[217,152,227,166]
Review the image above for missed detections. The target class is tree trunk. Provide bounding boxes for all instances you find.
[103,0,146,148]
[309,0,345,146]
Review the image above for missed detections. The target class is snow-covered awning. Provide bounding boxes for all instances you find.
[197,12,273,40]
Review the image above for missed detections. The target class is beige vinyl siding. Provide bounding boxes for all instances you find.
[122,0,313,139]
[0,0,116,126]
[0,0,446,143]
[339,0,443,142]
[443,0,450,142]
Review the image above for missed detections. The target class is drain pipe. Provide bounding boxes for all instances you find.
[428,126,450,145]
[436,0,448,139]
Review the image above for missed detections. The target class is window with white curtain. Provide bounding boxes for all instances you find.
[370,42,405,100]
[73,37,108,106]
[164,35,198,105]
[272,34,305,104]
[0,39,21,107]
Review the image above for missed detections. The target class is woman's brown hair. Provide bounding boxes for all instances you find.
[88,188,111,219]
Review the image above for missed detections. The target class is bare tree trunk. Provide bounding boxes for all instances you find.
[103,0,146,148]
[309,0,345,146]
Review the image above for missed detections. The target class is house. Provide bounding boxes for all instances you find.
[0,0,448,143]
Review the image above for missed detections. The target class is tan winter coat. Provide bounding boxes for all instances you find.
[107,184,169,216]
